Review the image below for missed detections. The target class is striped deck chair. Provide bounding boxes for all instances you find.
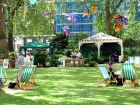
[17,66,36,90]
[122,63,138,87]
[98,66,117,86]
[128,57,134,64]
[0,66,7,87]
[3,59,9,69]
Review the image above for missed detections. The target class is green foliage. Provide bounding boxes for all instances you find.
[96,56,104,64]
[13,0,55,37]
[94,14,106,33]
[9,51,16,57]
[50,33,69,51]
[67,33,88,53]
[84,51,104,65]
[34,50,51,66]
[88,61,96,67]
[66,50,72,57]
[67,40,77,50]
[74,32,88,43]
[49,54,61,67]
[120,1,140,49]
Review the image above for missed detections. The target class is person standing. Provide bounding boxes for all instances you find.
[25,53,31,66]
[30,53,34,65]
[18,53,25,67]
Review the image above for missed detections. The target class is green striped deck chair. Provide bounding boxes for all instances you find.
[3,59,9,69]
[17,66,36,90]
[122,63,138,87]
[0,66,7,87]
[98,66,117,86]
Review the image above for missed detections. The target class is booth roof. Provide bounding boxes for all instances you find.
[20,41,50,49]
[84,32,121,40]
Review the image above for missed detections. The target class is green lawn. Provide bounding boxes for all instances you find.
[0,67,140,105]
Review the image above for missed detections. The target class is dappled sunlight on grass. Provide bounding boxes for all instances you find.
[0,66,140,105]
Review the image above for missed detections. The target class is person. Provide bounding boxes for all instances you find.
[111,52,118,62]
[25,52,31,66]
[15,53,19,68]
[18,53,25,67]
[108,62,119,80]
[108,62,124,86]
[30,53,34,65]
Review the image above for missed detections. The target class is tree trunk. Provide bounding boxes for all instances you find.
[7,0,23,52]
[105,0,112,35]
[0,1,8,54]
[8,18,14,52]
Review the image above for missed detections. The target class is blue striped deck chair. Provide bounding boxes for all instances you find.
[17,66,36,90]
[98,66,117,86]
[2,59,9,69]
[0,66,7,87]
[122,63,138,87]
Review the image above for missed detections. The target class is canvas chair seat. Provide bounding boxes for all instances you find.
[2,59,9,69]
[98,66,117,86]
[0,66,7,87]
[17,66,36,90]
[122,63,138,87]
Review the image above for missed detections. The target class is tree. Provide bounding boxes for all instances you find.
[89,0,124,35]
[0,0,8,54]
[0,0,55,53]
[14,1,55,38]
[50,33,69,51]
[121,0,140,48]
[67,33,88,52]
[7,0,24,52]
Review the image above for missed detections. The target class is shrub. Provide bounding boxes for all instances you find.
[88,61,96,67]
[50,54,61,67]
[50,33,69,51]
[9,51,16,57]
[34,51,50,67]
[97,57,104,64]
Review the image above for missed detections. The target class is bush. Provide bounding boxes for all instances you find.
[34,51,50,67]
[9,51,16,57]
[50,59,61,67]
[50,54,61,67]
[97,57,104,64]
[50,33,69,51]
[66,50,72,57]
[88,61,96,67]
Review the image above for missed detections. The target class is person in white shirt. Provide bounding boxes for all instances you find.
[30,53,34,65]
[25,53,31,66]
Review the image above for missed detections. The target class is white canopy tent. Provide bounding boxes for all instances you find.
[79,33,124,62]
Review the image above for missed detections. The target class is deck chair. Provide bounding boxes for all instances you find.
[122,63,138,87]
[16,66,36,90]
[0,66,7,87]
[97,66,117,86]
[3,59,9,69]
[134,56,140,65]
[128,57,134,64]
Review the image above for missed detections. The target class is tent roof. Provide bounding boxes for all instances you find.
[20,41,50,49]
[84,33,121,41]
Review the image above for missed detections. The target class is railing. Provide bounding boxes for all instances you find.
[65,58,84,67]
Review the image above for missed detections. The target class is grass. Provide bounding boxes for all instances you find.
[0,67,140,105]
